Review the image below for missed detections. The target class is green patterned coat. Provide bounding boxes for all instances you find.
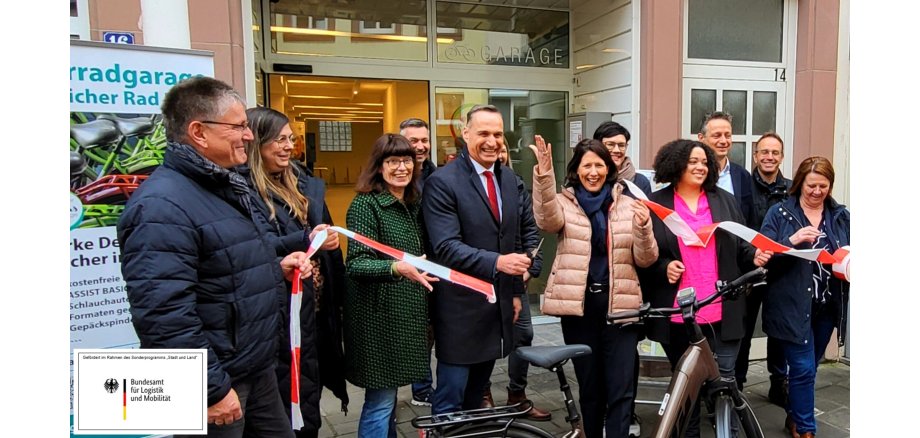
[344,191,430,389]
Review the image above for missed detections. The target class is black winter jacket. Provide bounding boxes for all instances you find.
[240,163,350,432]
[118,143,285,406]
[750,170,792,231]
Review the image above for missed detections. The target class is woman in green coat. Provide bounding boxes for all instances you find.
[345,133,438,438]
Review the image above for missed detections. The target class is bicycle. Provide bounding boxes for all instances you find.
[607,267,769,438]
[412,344,590,437]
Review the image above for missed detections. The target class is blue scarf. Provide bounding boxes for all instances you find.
[574,183,613,284]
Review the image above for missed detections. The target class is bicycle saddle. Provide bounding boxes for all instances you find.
[70,151,87,175]
[515,345,592,369]
[97,114,156,137]
[71,119,120,148]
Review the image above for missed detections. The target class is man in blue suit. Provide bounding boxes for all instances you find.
[698,111,756,226]
[422,105,532,415]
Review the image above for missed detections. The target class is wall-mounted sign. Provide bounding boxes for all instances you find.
[70,40,213,114]
[442,45,565,68]
[102,31,135,45]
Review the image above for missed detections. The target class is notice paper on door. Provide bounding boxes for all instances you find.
[73,349,207,435]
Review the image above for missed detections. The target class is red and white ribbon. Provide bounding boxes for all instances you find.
[289,268,305,430]
[288,226,497,426]
[288,232,325,430]
[623,180,850,281]
[330,225,496,303]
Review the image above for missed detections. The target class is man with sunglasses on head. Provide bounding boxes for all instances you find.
[118,76,312,438]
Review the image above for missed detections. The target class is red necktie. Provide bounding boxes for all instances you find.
[483,170,500,222]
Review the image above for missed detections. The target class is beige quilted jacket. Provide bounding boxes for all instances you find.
[532,166,658,317]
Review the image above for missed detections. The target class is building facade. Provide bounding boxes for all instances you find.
[73,0,850,338]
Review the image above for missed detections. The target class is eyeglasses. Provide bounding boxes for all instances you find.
[603,141,628,151]
[383,157,414,169]
[273,134,297,146]
[200,120,250,132]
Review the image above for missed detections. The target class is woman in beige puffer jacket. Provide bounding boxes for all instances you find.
[530,136,657,438]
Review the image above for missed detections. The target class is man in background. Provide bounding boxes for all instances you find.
[698,111,756,226]
[736,132,792,404]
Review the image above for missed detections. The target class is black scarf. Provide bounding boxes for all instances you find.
[168,141,254,217]
[574,183,613,284]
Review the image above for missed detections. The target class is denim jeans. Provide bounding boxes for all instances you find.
[431,360,496,415]
[780,334,817,435]
[811,304,838,365]
[358,388,397,438]
[483,299,535,394]
[412,370,434,399]
[663,323,741,438]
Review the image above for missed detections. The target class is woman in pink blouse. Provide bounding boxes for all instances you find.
[639,139,770,438]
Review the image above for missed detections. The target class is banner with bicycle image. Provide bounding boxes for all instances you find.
[69,40,214,437]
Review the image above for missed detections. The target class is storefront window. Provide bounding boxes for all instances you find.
[435,1,569,68]
[687,0,784,63]
[435,87,567,315]
[268,0,428,61]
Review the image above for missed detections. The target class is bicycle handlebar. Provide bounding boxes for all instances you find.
[606,267,767,323]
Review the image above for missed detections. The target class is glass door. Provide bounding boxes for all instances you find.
[434,87,567,317]
[682,79,786,172]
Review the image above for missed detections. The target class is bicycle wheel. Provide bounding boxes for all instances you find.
[713,394,732,437]
[713,393,765,438]
[735,393,766,438]
[446,420,554,438]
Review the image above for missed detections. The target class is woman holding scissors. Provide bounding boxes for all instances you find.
[760,156,850,438]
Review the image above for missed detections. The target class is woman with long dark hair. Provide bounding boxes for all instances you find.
[344,134,438,437]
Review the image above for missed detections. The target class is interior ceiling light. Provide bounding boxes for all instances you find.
[299,112,383,118]
[344,110,383,114]
[287,79,340,85]
[292,105,366,110]
[270,26,454,44]
[287,95,350,100]
[355,103,384,107]
[601,48,628,54]
[575,64,596,70]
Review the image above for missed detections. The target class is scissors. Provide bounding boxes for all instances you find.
[527,237,545,260]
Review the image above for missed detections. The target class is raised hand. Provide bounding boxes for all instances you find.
[527,134,553,174]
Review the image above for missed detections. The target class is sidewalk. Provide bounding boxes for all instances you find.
[316,322,850,437]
